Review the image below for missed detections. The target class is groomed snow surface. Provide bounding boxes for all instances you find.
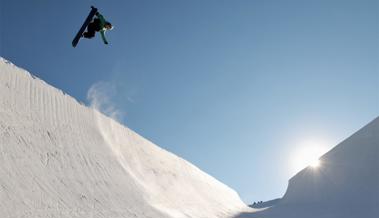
[0,58,252,218]
[1,57,378,218]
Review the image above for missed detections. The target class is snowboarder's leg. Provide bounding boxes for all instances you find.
[83,32,95,38]
[83,22,96,38]
[72,6,98,47]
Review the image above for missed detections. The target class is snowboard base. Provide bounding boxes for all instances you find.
[72,6,98,47]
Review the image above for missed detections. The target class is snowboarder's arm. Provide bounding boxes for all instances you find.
[95,12,109,44]
[95,12,107,27]
[100,30,108,44]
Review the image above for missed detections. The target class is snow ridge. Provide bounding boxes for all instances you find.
[237,117,379,218]
[0,58,250,218]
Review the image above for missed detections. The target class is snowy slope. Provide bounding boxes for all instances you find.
[0,58,252,218]
[237,117,379,218]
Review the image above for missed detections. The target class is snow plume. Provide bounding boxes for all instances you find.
[87,81,124,122]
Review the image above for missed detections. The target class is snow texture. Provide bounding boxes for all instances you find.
[0,57,252,218]
[2,57,377,218]
[237,117,379,218]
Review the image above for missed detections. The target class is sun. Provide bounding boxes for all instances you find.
[291,141,328,173]
[310,159,321,168]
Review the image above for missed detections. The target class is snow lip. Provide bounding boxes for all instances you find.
[0,56,250,218]
[0,56,245,198]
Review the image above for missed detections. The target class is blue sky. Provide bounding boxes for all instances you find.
[1,0,378,203]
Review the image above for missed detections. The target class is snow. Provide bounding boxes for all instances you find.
[0,57,252,218]
[237,117,379,218]
[2,57,377,218]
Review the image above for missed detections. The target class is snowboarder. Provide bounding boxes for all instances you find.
[82,11,113,44]
[72,7,113,47]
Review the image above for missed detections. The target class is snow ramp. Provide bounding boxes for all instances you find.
[0,58,251,218]
[236,117,379,218]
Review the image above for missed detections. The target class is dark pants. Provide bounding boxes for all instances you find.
[83,18,101,38]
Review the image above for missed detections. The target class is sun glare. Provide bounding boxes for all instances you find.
[310,159,320,168]
[291,141,328,174]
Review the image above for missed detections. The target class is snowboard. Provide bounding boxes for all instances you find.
[72,6,98,47]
